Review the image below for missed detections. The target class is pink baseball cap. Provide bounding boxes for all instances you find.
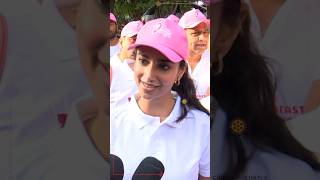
[167,14,180,23]
[110,13,117,23]
[129,18,188,63]
[178,9,210,29]
[120,20,144,37]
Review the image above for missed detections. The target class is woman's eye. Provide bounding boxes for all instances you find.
[139,59,148,65]
[159,64,170,71]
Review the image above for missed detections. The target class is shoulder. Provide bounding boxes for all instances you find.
[245,148,320,179]
[188,108,210,123]
[184,107,210,135]
[110,102,131,126]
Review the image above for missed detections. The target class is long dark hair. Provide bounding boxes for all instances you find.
[172,61,210,122]
[213,0,320,178]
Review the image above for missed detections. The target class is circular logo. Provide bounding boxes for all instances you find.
[230,118,246,135]
[194,10,198,17]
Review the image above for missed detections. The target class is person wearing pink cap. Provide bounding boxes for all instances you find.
[110,20,143,108]
[109,12,120,57]
[179,8,210,101]
[167,14,180,23]
[111,17,210,179]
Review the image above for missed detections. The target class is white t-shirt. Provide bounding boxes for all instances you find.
[246,0,320,120]
[188,50,210,100]
[287,106,320,154]
[13,97,109,179]
[111,94,210,179]
[200,96,210,112]
[0,0,91,178]
[110,43,120,58]
[212,107,320,179]
[110,53,137,108]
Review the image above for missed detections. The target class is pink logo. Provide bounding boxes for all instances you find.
[152,22,172,38]
[57,113,68,128]
[194,10,198,17]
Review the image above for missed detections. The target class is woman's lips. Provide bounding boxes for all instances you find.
[141,81,159,90]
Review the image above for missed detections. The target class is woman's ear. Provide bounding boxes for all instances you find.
[178,64,187,81]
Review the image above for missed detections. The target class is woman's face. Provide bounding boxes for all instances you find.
[76,0,108,112]
[134,46,185,101]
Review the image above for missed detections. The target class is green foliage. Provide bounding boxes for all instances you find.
[113,0,202,27]
[114,0,154,27]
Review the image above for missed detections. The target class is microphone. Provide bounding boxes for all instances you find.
[132,157,165,180]
[110,154,124,180]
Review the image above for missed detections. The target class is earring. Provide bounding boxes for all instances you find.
[174,79,180,86]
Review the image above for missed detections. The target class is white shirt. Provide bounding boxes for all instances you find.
[111,94,210,179]
[246,0,320,120]
[0,0,91,178]
[110,53,137,108]
[188,50,210,100]
[212,107,320,179]
[13,97,109,180]
[287,106,320,154]
[110,43,120,57]
[200,96,210,112]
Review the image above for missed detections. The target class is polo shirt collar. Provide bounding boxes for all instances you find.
[129,94,191,129]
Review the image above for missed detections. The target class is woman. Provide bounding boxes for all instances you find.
[45,0,110,179]
[212,0,320,179]
[111,17,210,179]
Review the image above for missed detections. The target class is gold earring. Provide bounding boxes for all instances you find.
[174,79,180,86]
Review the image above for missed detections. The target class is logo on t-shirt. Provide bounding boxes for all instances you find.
[57,113,68,128]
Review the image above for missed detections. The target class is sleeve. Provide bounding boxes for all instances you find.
[199,131,210,177]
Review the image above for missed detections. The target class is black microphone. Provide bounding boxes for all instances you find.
[110,154,124,180]
[132,157,165,180]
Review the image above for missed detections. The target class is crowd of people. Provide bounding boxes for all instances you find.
[109,5,211,179]
[0,0,319,179]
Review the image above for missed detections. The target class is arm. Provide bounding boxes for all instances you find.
[84,112,109,161]
[304,79,320,113]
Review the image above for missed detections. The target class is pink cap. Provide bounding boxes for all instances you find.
[167,14,180,23]
[178,9,210,29]
[121,20,143,37]
[129,18,188,63]
[110,13,117,23]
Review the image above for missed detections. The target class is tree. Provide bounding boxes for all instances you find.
[113,0,206,28]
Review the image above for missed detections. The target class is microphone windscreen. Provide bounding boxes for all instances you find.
[132,157,165,180]
[110,154,124,180]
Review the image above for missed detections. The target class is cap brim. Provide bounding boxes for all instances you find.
[122,32,138,38]
[129,42,185,63]
[186,19,210,29]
